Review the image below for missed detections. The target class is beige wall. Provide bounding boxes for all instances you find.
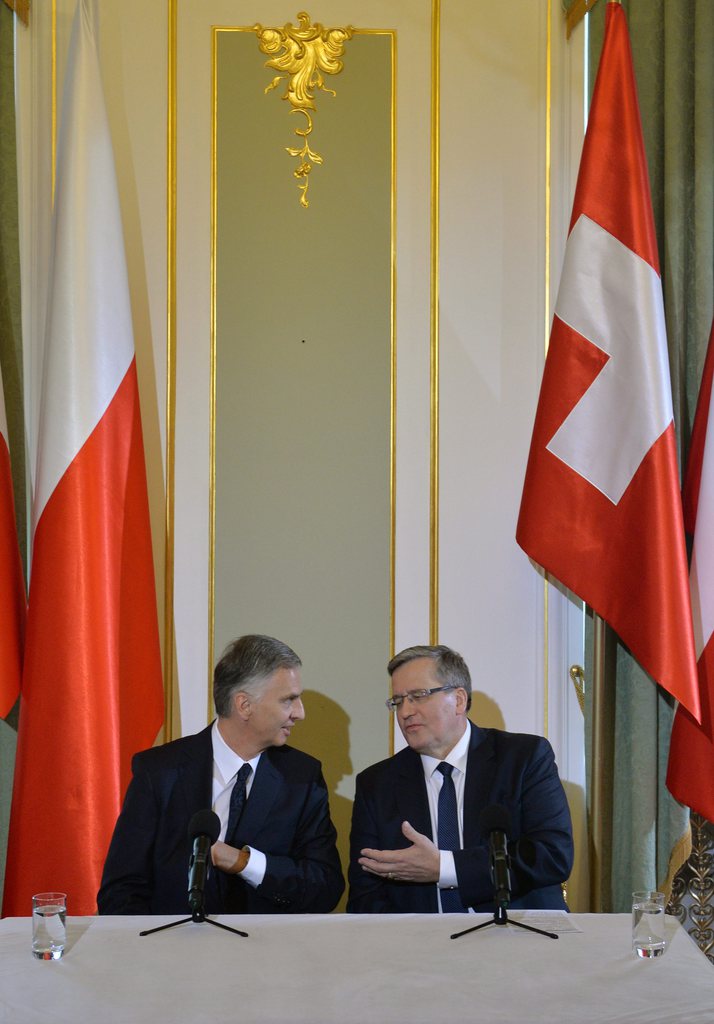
[18,0,588,908]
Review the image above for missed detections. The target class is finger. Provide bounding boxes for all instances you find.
[359,848,395,863]
[359,855,393,871]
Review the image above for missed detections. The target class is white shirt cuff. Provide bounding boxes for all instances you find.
[239,846,267,888]
[438,850,458,888]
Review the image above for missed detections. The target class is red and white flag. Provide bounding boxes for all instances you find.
[0,368,25,719]
[2,0,163,916]
[516,1,699,719]
[667,318,714,820]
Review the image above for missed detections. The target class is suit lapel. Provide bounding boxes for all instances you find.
[177,724,214,815]
[235,749,282,841]
[463,722,496,847]
[395,748,433,841]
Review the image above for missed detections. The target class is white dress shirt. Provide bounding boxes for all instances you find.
[211,720,267,887]
[420,722,471,911]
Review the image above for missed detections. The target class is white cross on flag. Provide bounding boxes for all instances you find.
[516,1,699,720]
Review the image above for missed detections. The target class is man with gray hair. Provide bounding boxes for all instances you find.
[98,634,344,914]
[348,644,573,913]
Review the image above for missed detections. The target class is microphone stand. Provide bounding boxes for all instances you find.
[450,901,559,941]
[140,905,249,938]
[140,809,248,938]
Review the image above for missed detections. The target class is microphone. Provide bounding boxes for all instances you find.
[480,805,512,909]
[187,810,221,918]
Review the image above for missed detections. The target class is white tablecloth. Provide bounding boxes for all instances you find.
[0,912,712,1023]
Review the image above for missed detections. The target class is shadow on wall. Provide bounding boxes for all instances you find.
[288,689,353,912]
[468,691,506,731]
[469,692,587,909]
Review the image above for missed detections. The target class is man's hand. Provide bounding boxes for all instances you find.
[358,821,440,883]
[211,840,250,875]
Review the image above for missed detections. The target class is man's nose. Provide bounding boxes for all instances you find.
[292,698,306,720]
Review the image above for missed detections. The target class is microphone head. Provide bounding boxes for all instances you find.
[188,809,221,843]
[479,804,511,836]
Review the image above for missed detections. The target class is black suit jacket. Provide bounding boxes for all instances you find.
[97,725,344,914]
[347,723,573,913]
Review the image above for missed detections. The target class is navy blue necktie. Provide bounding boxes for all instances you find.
[225,763,252,848]
[436,762,466,913]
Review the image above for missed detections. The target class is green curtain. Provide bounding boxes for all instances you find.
[585,1,714,912]
[0,1,25,903]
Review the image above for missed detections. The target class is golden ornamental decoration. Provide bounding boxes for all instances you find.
[253,11,353,208]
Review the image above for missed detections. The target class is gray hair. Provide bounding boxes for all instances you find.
[214,634,302,718]
[387,644,472,711]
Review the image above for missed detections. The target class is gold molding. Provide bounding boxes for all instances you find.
[388,27,397,754]
[165,0,177,741]
[543,0,552,739]
[389,28,397,666]
[207,24,220,726]
[254,11,354,208]
[210,27,396,732]
[51,0,56,202]
[429,0,440,645]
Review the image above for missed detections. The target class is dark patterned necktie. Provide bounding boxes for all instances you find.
[225,763,252,848]
[436,762,466,913]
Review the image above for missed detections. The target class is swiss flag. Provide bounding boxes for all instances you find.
[2,0,164,916]
[516,2,699,719]
[667,318,714,820]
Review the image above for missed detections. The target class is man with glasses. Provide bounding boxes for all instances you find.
[347,644,573,913]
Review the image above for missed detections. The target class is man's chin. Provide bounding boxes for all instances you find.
[402,728,425,752]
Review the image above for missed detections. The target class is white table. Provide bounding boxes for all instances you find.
[0,912,712,1023]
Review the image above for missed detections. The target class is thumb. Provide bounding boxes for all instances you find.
[401,820,420,841]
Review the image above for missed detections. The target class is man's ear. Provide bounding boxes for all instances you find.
[233,690,252,721]
[455,687,469,714]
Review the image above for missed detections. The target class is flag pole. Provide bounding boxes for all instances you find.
[589,611,606,911]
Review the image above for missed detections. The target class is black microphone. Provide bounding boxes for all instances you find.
[187,810,221,918]
[480,805,512,909]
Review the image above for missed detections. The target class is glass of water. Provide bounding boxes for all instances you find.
[32,892,67,960]
[632,890,666,959]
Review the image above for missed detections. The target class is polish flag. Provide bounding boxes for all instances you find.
[0,368,25,719]
[516,2,699,718]
[2,0,163,916]
[667,318,714,820]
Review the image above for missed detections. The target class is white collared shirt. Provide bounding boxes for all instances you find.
[211,720,266,887]
[420,722,471,910]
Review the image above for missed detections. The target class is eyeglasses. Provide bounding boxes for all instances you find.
[385,685,457,711]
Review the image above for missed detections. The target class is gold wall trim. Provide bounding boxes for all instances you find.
[542,0,553,739]
[389,28,396,665]
[51,0,56,202]
[254,11,354,208]
[429,0,440,645]
[164,0,177,740]
[207,23,221,725]
[209,26,396,724]
[388,27,397,754]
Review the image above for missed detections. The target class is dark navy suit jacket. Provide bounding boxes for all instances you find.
[347,722,573,913]
[98,724,344,915]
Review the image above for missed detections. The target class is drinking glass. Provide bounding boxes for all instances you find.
[32,892,67,960]
[632,890,666,959]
